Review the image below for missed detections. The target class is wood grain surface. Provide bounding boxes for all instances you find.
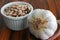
[0,0,60,40]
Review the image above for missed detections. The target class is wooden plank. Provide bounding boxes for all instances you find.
[13,31,23,40]
[23,0,29,2]
[55,35,60,40]
[54,0,60,19]
[0,0,6,8]
[47,0,58,19]
[0,0,6,18]
[22,29,29,40]
[28,0,39,9]
[0,27,11,40]
[9,28,29,40]
[9,0,19,2]
[36,0,49,9]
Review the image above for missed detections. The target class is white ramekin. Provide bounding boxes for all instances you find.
[1,1,33,31]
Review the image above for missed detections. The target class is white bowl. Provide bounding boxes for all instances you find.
[1,1,33,31]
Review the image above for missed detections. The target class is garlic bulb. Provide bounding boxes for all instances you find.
[27,9,57,39]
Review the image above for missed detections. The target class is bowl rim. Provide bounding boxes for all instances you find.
[1,1,33,20]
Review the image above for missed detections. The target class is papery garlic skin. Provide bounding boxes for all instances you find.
[27,9,57,39]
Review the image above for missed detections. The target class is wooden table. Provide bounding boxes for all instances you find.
[0,0,60,40]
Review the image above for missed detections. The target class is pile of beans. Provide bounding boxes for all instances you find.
[4,4,31,17]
